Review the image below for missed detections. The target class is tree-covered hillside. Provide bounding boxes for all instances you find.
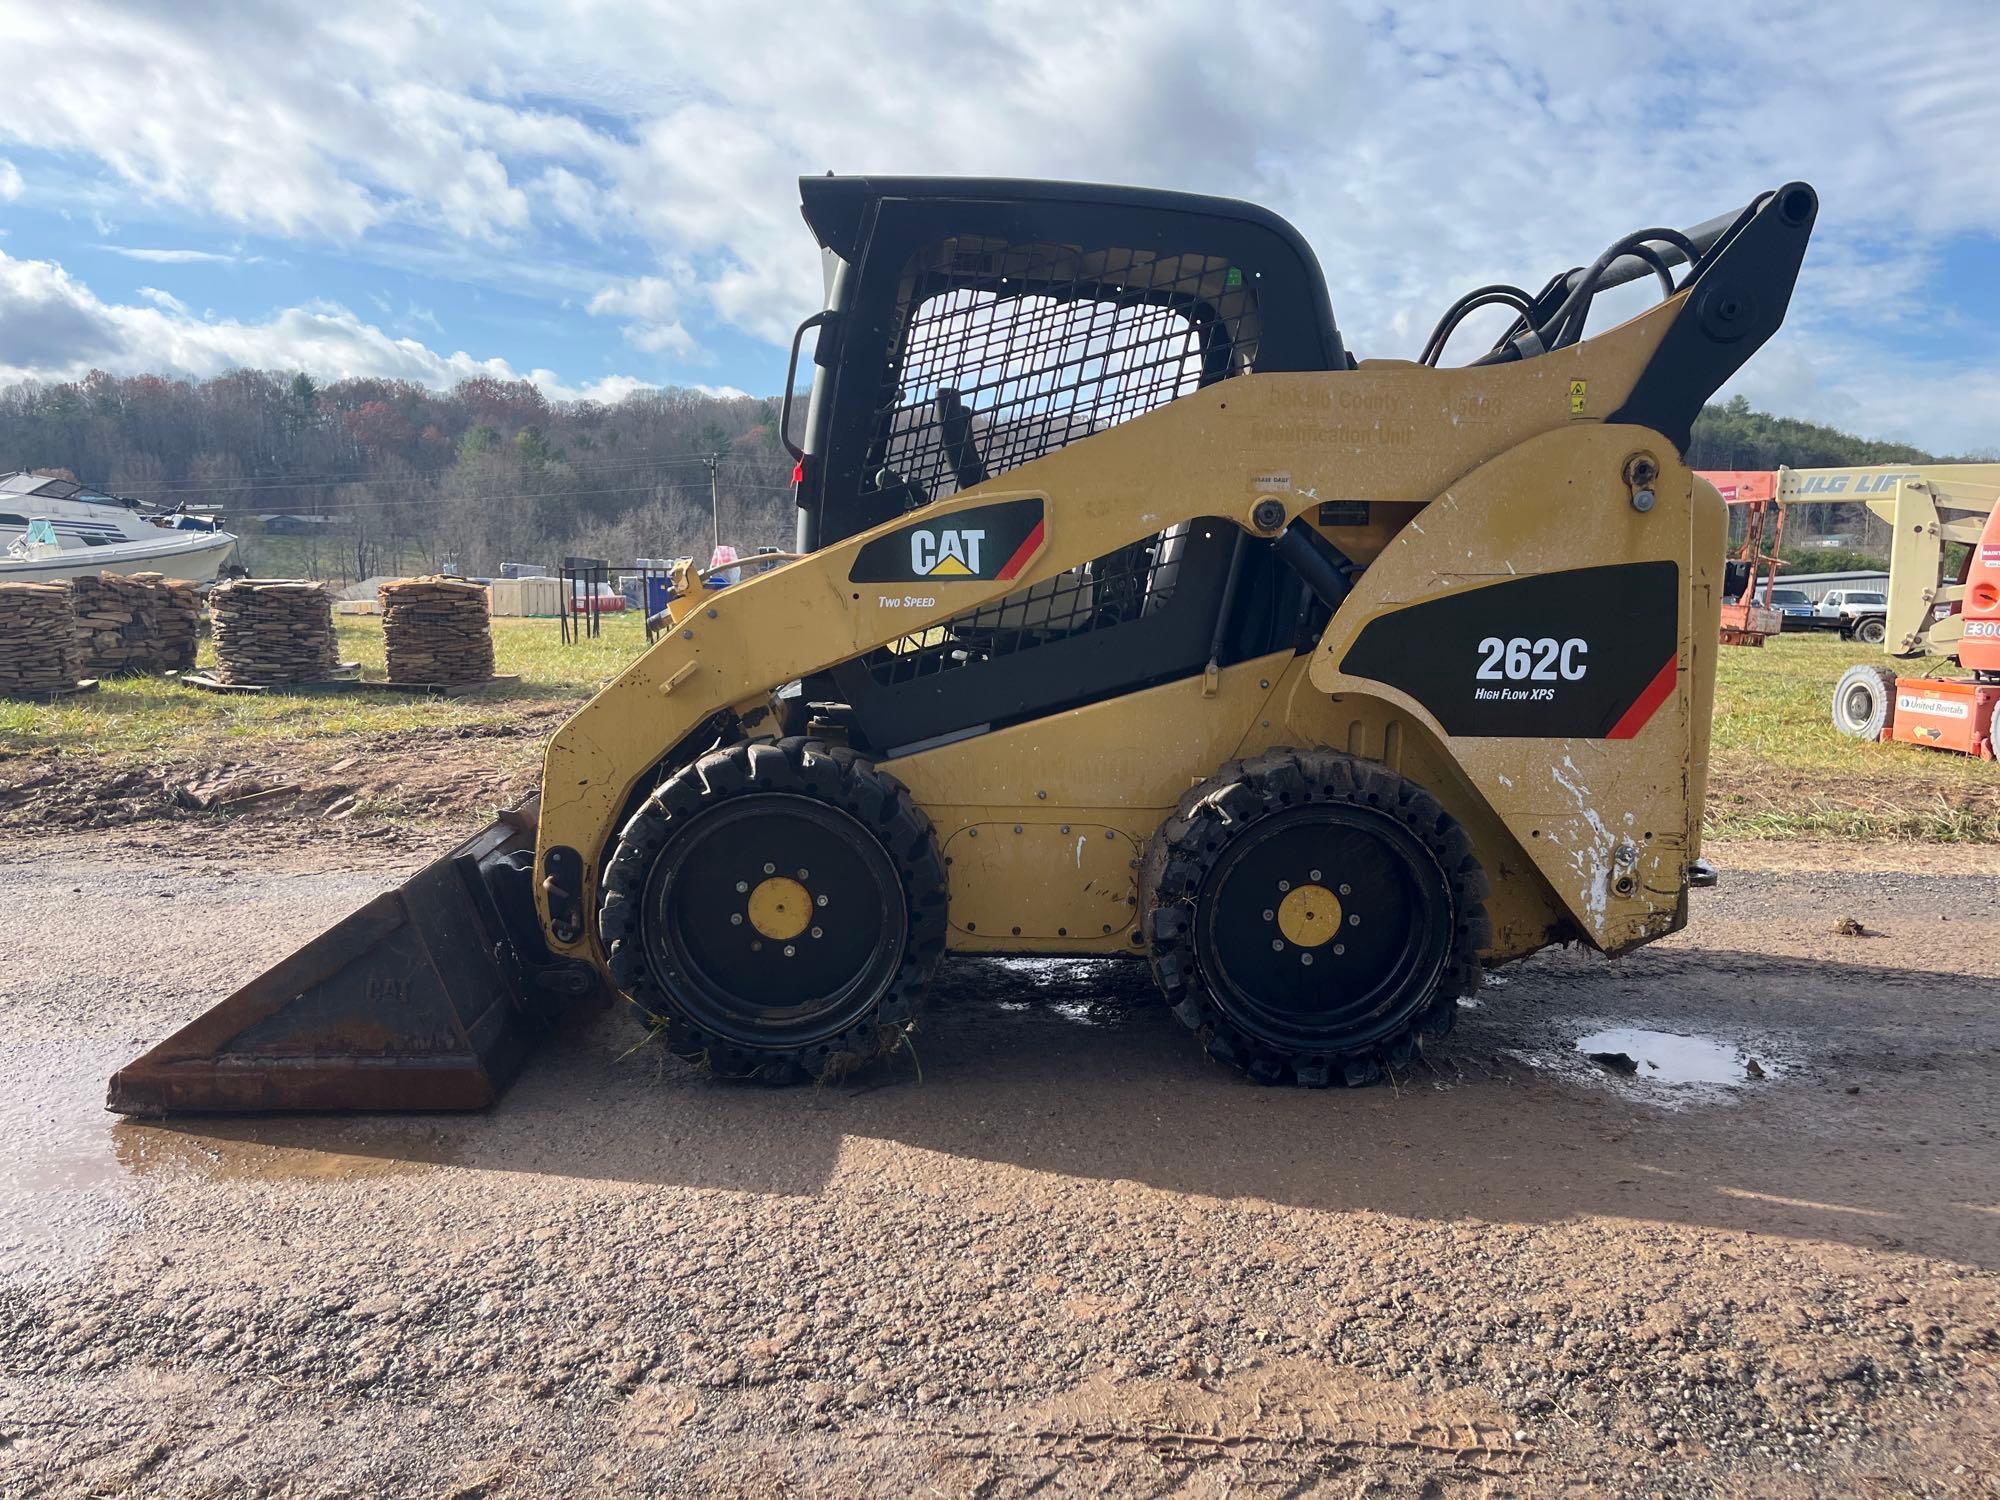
[1688,395,1936,471]
[0,371,797,581]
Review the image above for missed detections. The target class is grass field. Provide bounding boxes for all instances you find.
[0,615,645,759]
[1,616,1994,841]
[1707,631,1998,841]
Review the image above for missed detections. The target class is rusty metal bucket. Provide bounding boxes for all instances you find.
[108,804,596,1115]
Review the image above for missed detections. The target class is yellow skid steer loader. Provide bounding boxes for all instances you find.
[110,176,1818,1112]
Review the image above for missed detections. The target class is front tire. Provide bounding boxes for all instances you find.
[1140,749,1489,1088]
[1852,616,1887,646]
[598,739,947,1082]
[1831,664,1898,739]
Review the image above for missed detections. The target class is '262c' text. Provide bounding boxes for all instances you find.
[1475,636,1589,683]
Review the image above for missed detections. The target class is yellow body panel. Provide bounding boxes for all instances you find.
[535,289,1706,970]
[1306,426,1718,953]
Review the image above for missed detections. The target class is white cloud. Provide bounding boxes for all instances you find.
[135,286,189,315]
[100,245,243,265]
[0,159,21,202]
[0,249,648,405]
[525,371,657,405]
[587,271,697,356]
[1724,331,2000,460]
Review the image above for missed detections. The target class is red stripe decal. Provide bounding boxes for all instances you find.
[994,520,1044,581]
[1607,657,1678,740]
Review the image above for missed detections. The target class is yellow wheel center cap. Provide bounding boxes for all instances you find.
[746,876,812,941]
[1277,884,1342,948]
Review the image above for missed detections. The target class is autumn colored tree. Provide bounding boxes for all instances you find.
[344,400,414,456]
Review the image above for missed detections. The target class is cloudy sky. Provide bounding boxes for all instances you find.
[0,0,1994,451]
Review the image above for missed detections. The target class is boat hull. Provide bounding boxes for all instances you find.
[0,531,237,585]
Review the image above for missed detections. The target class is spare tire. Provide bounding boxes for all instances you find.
[1831,663,1898,740]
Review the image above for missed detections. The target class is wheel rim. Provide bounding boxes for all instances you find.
[1194,803,1452,1054]
[639,793,907,1049]
[1840,683,1876,729]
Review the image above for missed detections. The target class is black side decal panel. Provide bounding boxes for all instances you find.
[847,498,1044,584]
[1338,562,1678,738]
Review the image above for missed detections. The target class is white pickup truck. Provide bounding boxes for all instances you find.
[1810,588,1887,644]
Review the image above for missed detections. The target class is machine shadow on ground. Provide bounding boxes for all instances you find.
[111,944,2000,1273]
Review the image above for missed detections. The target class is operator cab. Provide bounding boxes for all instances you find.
[781,176,1346,755]
[787,175,1346,550]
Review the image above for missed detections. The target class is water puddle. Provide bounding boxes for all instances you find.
[959,957,1151,1026]
[1573,1027,1783,1087]
[114,1124,461,1182]
[1,1040,460,1283]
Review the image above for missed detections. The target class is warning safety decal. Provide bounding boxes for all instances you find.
[1338,562,1680,739]
[847,498,1045,585]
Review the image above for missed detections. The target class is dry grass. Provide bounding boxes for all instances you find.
[0,615,644,761]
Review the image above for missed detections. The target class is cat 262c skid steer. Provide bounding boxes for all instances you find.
[110,175,1818,1112]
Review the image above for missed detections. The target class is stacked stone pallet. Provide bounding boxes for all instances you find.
[0,582,82,695]
[72,571,201,675]
[380,577,495,685]
[209,580,337,685]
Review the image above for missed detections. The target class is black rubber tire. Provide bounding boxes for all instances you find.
[598,738,947,1082]
[1139,748,1489,1088]
[1831,663,1898,739]
[1853,616,1887,647]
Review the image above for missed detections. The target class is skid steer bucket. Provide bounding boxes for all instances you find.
[108,805,594,1115]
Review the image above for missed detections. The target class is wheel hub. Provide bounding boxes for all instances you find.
[746,875,812,940]
[1276,883,1342,948]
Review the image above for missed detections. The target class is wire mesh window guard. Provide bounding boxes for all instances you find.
[858,239,1257,687]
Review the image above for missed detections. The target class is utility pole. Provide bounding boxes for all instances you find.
[704,451,723,560]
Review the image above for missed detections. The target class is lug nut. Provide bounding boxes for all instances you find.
[1338,883,1351,896]
[816,894,828,907]
[735,880,749,893]
[810,926,823,939]
[1262,908,1274,921]
[783,944,796,958]
[763,862,776,875]
[1301,952,1314,966]
[1270,939,1284,952]
[1333,943,1345,956]
[797,868,809,879]
[1277,880,1291,892]
[1309,868,1322,881]
[1348,913,1361,926]
[730,913,743,926]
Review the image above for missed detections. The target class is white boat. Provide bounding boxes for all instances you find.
[0,472,237,584]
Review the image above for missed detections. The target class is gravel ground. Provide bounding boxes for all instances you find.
[2,834,1997,1496]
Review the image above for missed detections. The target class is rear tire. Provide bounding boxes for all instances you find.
[598,739,947,1082]
[1831,664,1898,739]
[1139,749,1488,1088]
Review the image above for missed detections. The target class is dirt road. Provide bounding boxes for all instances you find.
[3,833,1997,1496]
